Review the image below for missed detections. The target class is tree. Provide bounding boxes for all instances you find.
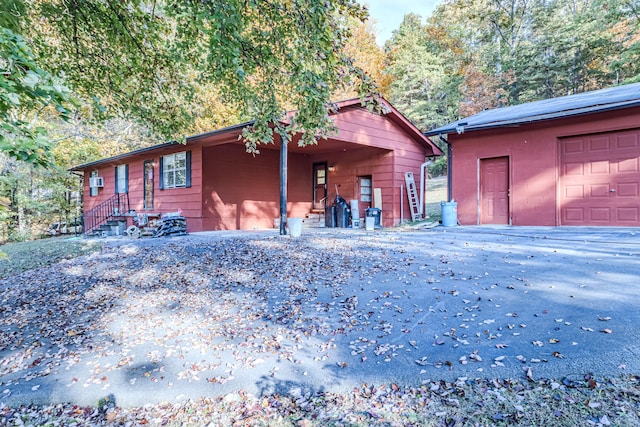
[18,0,379,156]
[0,28,76,167]
[333,18,391,101]
[385,13,456,131]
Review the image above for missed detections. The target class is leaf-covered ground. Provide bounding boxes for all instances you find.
[1,229,639,426]
[0,237,102,279]
[2,375,639,426]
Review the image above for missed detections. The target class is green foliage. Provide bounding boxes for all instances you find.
[168,0,379,151]
[384,0,640,129]
[385,13,459,131]
[0,28,76,166]
[27,0,379,154]
[429,156,448,177]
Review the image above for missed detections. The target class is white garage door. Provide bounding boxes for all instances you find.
[559,129,640,226]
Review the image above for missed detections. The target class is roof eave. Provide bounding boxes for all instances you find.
[425,100,640,137]
[69,121,254,171]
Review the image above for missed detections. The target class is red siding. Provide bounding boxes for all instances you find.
[322,108,432,226]
[201,143,312,230]
[308,148,401,227]
[330,107,436,155]
[82,146,204,232]
[449,106,640,226]
[77,103,439,231]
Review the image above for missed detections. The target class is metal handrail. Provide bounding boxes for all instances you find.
[78,193,130,235]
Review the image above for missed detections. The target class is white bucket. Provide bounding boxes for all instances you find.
[288,218,303,237]
[365,216,375,231]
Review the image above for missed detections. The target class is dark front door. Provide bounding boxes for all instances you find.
[313,162,327,210]
[144,160,154,210]
[480,157,509,224]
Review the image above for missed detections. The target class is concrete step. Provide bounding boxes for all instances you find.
[303,213,326,228]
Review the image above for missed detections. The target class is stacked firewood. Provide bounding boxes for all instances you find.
[154,214,187,237]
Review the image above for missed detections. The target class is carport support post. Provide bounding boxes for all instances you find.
[279,133,288,235]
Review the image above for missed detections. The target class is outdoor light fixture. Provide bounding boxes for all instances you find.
[455,122,467,134]
[328,165,336,172]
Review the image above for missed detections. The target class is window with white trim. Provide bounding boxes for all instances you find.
[162,152,187,189]
[90,170,99,197]
[115,164,128,194]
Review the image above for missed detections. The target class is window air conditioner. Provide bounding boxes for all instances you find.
[89,176,104,188]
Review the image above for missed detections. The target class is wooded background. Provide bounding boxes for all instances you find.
[1,0,638,241]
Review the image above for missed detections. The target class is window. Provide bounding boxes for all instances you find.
[90,170,99,197]
[143,160,154,209]
[359,176,372,202]
[115,164,128,194]
[160,151,191,189]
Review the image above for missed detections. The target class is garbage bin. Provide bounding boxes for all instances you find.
[441,201,458,227]
[366,207,382,227]
[288,218,303,237]
[335,196,351,228]
[325,205,336,228]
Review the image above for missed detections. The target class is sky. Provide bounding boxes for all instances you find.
[364,0,442,45]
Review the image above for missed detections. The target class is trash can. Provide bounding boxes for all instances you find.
[366,208,382,227]
[288,218,303,237]
[441,201,458,227]
[365,216,375,231]
[325,205,336,228]
[335,196,350,228]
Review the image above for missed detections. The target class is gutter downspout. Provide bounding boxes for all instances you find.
[438,135,452,202]
[419,160,433,218]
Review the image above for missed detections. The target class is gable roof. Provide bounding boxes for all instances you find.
[425,82,640,137]
[330,97,443,155]
[71,97,441,171]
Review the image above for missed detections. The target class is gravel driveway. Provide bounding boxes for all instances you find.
[1,226,639,408]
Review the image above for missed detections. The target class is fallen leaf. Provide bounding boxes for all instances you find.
[525,367,534,381]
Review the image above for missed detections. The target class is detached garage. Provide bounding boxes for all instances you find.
[425,83,640,226]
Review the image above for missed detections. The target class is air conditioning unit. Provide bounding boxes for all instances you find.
[89,176,104,188]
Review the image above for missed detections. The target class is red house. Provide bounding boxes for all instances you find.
[71,98,442,233]
[425,83,640,227]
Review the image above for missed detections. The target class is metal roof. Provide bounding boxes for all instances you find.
[425,82,640,137]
